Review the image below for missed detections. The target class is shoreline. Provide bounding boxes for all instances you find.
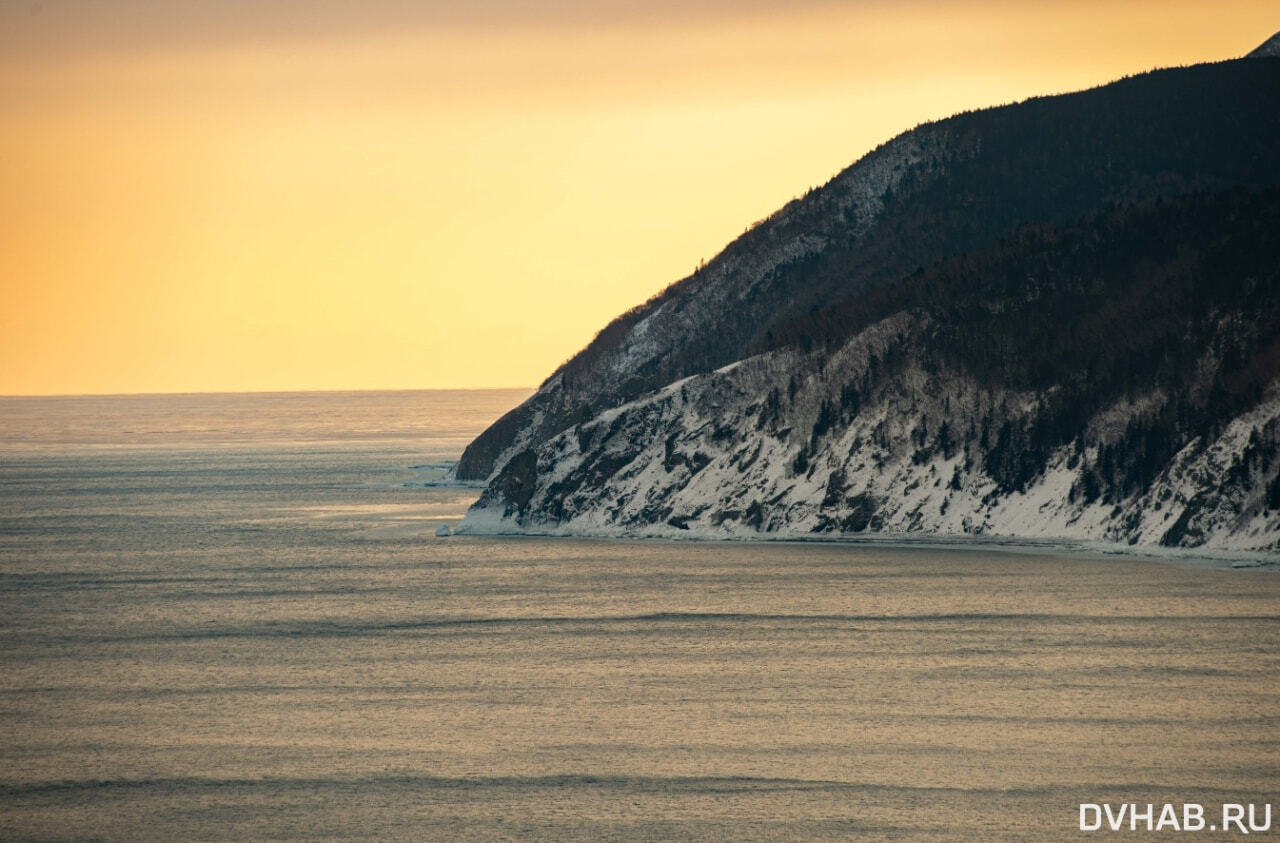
[450,518,1279,570]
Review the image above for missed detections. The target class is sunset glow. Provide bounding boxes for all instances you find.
[2,0,1273,395]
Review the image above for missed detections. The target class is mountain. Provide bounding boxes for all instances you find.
[456,52,1280,553]
[1248,31,1280,58]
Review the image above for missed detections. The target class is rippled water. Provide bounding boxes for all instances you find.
[1,391,1276,840]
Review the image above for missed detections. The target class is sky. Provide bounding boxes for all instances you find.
[1,1,1274,395]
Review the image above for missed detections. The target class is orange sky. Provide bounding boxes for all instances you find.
[1,0,1274,395]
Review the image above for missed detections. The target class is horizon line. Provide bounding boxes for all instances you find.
[0,385,536,400]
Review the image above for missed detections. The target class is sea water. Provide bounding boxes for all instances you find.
[1,391,1276,840]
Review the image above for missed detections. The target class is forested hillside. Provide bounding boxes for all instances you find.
[457,53,1280,553]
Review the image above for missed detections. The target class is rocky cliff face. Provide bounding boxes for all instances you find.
[463,338,1280,551]
[457,55,1280,553]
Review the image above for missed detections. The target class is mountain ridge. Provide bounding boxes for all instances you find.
[456,54,1280,552]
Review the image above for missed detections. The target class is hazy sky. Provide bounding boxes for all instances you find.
[1,0,1274,394]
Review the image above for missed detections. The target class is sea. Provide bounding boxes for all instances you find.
[0,390,1276,841]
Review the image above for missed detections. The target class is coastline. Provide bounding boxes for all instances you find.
[451,514,1279,570]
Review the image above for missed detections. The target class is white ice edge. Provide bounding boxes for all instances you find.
[454,512,1278,570]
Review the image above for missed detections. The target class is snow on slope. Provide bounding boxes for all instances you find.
[461,314,1280,554]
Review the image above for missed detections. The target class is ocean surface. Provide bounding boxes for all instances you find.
[0,390,1276,841]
